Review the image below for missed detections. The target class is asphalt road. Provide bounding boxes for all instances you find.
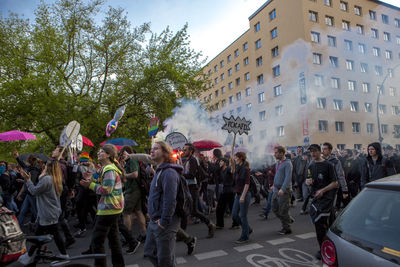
[39,199,323,267]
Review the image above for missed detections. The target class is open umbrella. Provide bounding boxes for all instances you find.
[19,153,49,162]
[193,140,223,151]
[100,138,138,147]
[0,130,36,141]
[82,136,94,147]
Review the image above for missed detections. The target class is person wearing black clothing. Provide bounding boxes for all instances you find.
[292,146,306,201]
[306,144,338,260]
[361,142,396,187]
[215,158,235,228]
[342,149,362,201]
[182,143,216,238]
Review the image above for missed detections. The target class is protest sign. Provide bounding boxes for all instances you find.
[221,116,251,157]
[165,132,187,151]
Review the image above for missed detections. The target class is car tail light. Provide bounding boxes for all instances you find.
[321,238,337,266]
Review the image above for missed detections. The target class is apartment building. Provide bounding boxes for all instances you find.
[200,0,400,151]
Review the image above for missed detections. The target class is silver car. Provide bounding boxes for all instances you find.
[322,176,400,267]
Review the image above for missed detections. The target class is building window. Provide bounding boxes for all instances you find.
[221,86,226,94]
[395,19,400,28]
[383,32,391,42]
[340,1,348,11]
[236,92,241,101]
[237,107,242,114]
[356,24,364,34]
[269,9,276,21]
[382,14,389,24]
[382,124,388,134]
[317,98,326,109]
[243,57,249,66]
[274,85,282,96]
[388,68,394,78]
[257,74,264,85]
[235,63,240,71]
[258,92,265,103]
[319,120,328,132]
[335,121,344,133]
[228,68,232,76]
[328,35,336,47]
[259,111,266,121]
[245,72,250,81]
[331,77,340,89]
[344,39,353,51]
[346,60,354,71]
[364,102,372,112]
[221,73,225,81]
[256,56,262,67]
[229,95,233,104]
[348,80,356,91]
[329,56,338,68]
[255,39,262,49]
[390,87,396,96]
[311,31,320,43]
[371,28,379,39]
[352,122,360,133]
[214,65,218,72]
[367,123,374,134]
[221,99,226,107]
[397,36,400,45]
[271,46,279,57]
[254,22,260,32]
[243,42,248,51]
[354,6,362,16]
[271,28,278,39]
[350,101,359,112]
[209,94,212,101]
[277,126,285,137]
[260,130,267,139]
[375,65,382,76]
[220,60,224,68]
[342,20,350,31]
[325,16,334,26]
[309,11,318,22]
[379,104,387,114]
[358,43,366,54]
[313,53,322,65]
[333,99,343,110]
[229,110,234,115]
[314,74,323,86]
[246,103,252,111]
[215,90,219,97]
[272,65,280,77]
[392,106,400,116]
[360,63,368,73]
[214,77,218,85]
[372,47,380,57]
[385,50,393,60]
[369,10,376,20]
[236,78,240,86]
[248,135,253,144]
[228,82,233,89]
[227,55,231,62]
[234,49,239,57]
[275,105,283,116]
[377,85,384,95]
[245,87,251,96]
[324,0,331,6]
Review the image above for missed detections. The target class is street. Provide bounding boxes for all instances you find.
[41,199,322,267]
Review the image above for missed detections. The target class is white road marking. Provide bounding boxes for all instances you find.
[296,232,317,239]
[267,237,295,245]
[194,250,228,260]
[176,257,187,264]
[234,243,264,252]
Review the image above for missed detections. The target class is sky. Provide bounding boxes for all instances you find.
[0,0,399,62]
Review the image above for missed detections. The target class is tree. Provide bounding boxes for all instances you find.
[0,0,206,158]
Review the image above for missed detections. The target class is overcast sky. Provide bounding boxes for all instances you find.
[1,0,399,62]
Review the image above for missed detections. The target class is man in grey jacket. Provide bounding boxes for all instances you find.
[272,146,293,235]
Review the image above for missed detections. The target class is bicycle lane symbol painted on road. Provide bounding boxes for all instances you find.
[246,248,320,267]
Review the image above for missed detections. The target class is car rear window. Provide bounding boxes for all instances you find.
[332,188,400,262]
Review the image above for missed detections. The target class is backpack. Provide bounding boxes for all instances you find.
[156,168,193,218]
[0,206,26,263]
[249,174,261,194]
[138,162,150,198]
[193,157,209,183]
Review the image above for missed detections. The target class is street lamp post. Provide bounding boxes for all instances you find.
[376,63,400,147]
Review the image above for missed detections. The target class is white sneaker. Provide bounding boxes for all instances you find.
[18,253,33,265]
[57,254,70,259]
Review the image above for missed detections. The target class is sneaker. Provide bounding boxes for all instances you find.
[18,253,33,265]
[187,237,197,255]
[126,241,141,255]
[259,214,268,220]
[278,228,292,235]
[235,238,249,244]
[74,228,87,238]
[207,223,216,238]
[65,238,76,248]
[137,234,146,243]
[300,210,308,215]
[57,254,70,260]
[229,225,240,230]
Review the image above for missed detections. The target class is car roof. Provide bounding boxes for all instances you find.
[366,175,400,191]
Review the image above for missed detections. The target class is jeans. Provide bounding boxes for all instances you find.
[144,215,180,267]
[91,214,124,267]
[263,190,273,217]
[18,194,37,226]
[272,190,292,230]
[232,192,251,241]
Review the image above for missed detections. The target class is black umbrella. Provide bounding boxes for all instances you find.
[19,153,49,163]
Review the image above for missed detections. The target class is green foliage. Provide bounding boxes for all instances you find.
[0,0,206,159]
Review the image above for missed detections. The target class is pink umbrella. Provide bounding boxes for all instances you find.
[0,130,36,141]
[193,140,223,151]
[82,135,94,147]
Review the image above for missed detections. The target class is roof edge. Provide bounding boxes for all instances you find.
[368,0,400,11]
[248,0,273,21]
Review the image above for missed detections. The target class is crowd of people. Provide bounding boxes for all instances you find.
[1,140,400,266]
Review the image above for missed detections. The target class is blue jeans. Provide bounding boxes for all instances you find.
[232,192,251,241]
[18,194,37,226]
[264,190,273,216]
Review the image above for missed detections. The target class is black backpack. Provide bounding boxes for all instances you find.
[138,162,150,198]
[156,168,193,218]
[249,174,261,194]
